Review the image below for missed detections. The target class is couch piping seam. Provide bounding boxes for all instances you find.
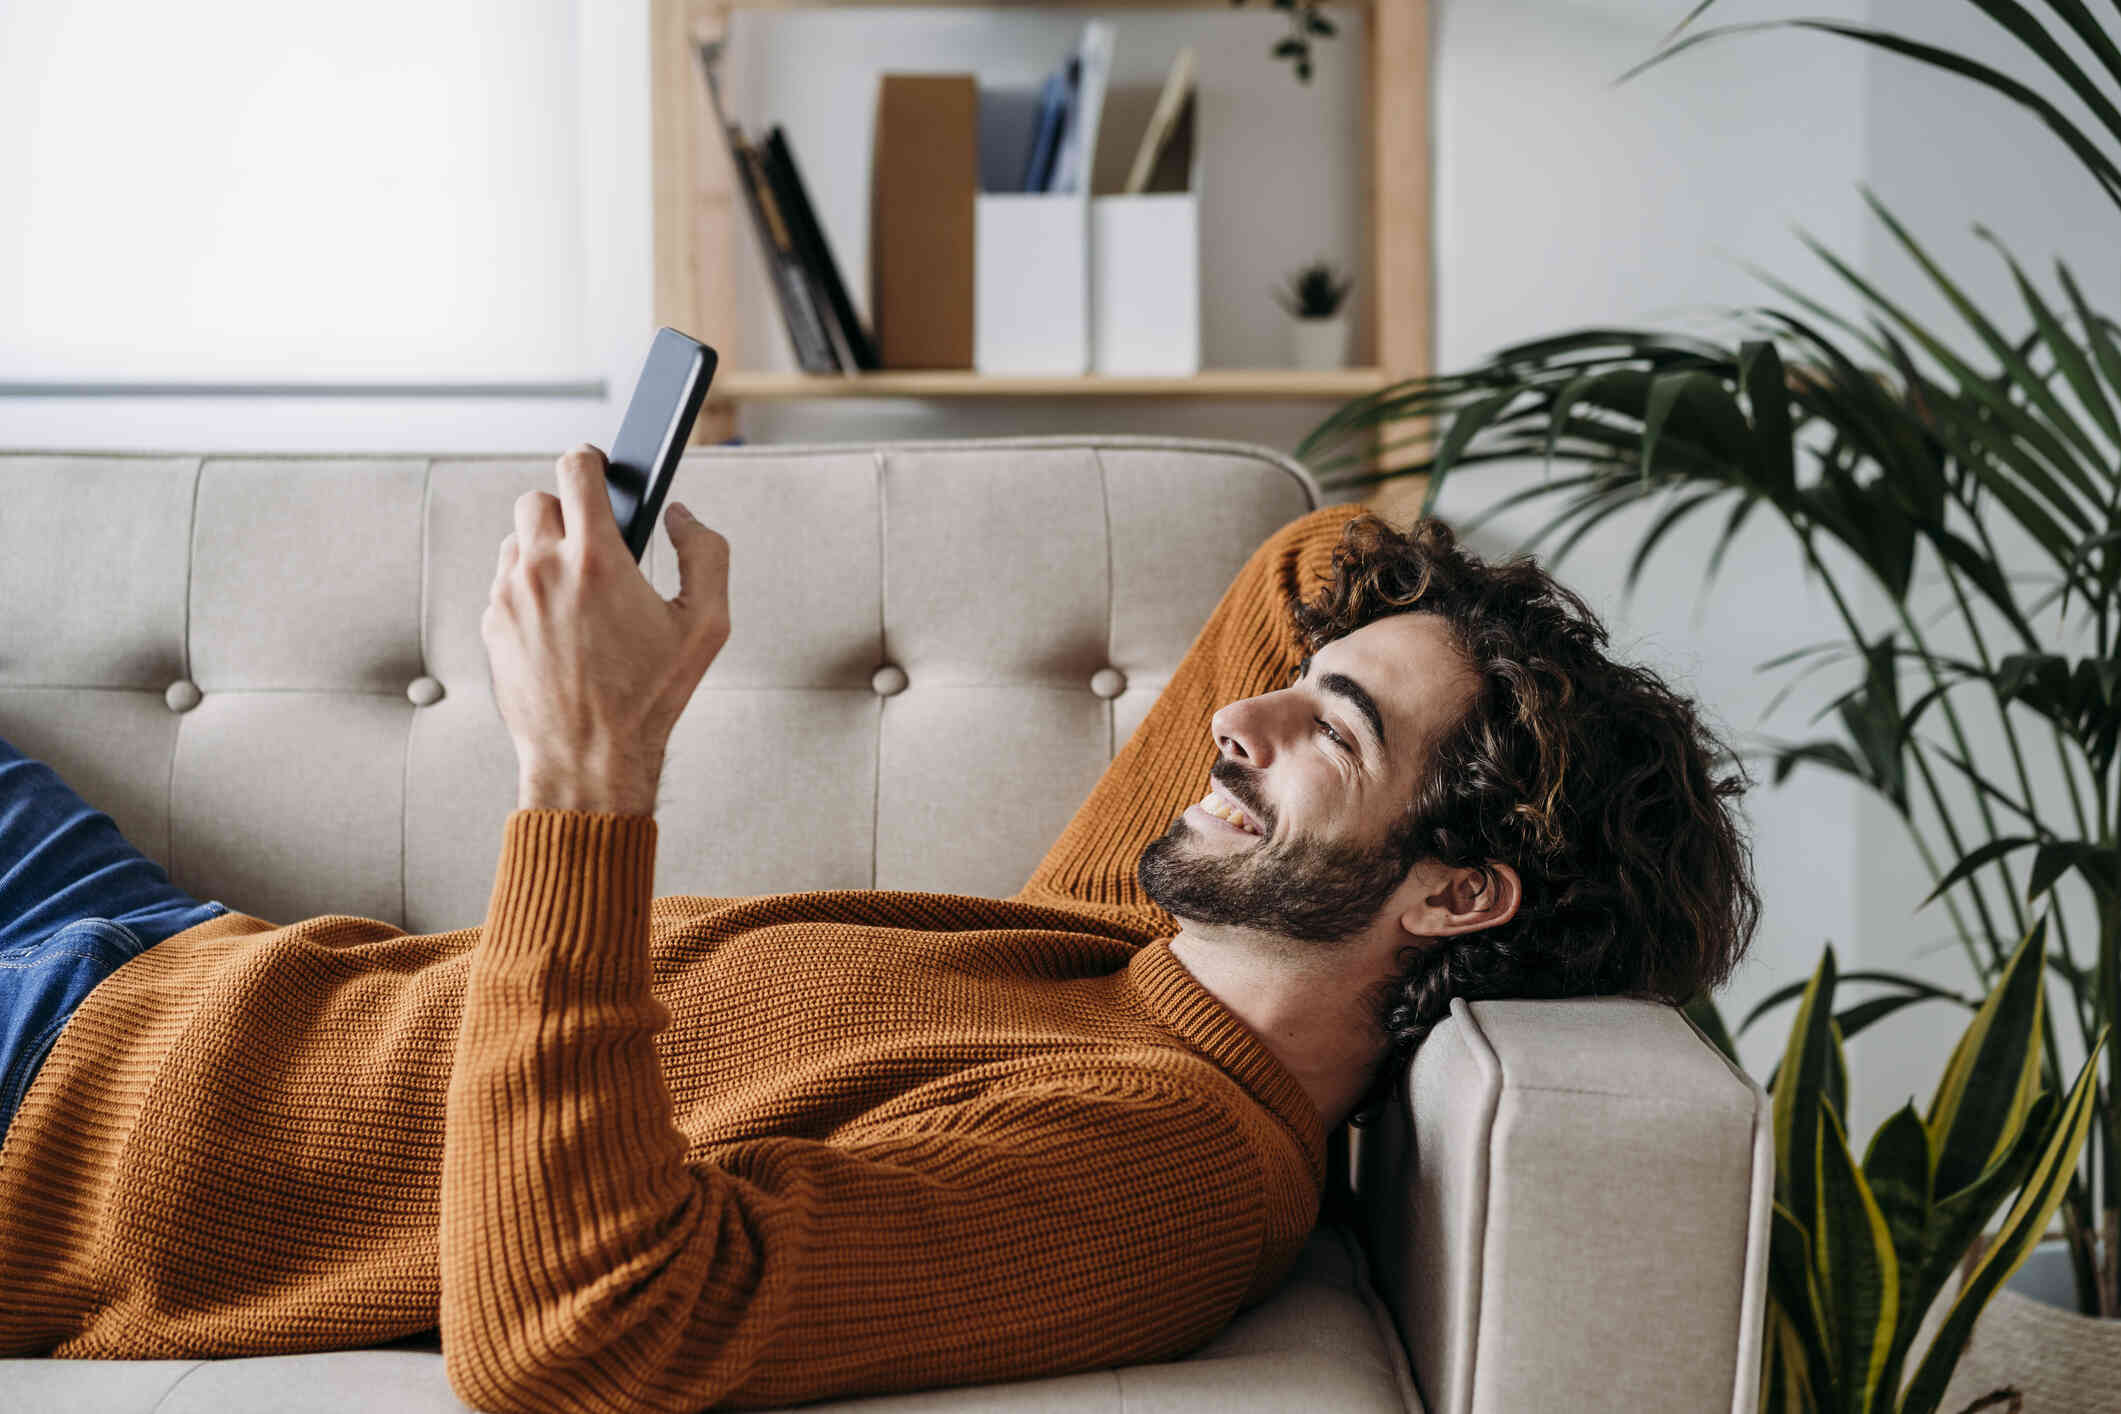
[1093,447,1115,758]
[405,456,433,929]
[171,455,204,877]
[149,1359,211,1412]
[872,448,888,890]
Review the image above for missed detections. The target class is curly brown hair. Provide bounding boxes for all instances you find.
[1292,515,1760,1128]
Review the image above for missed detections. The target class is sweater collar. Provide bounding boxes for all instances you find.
[1123,939,1327,1185]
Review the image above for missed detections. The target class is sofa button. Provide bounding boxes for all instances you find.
[871,664,909,697]
[1090,668,1126,699]
[407,676,445,707]
[164,680,202,713]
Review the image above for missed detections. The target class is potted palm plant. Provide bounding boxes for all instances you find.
[1295,0,2121,1394]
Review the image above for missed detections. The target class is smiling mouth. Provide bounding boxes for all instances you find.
[1195,788,1265,836]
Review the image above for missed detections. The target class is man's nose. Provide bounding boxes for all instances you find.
[1210,696,1280,767]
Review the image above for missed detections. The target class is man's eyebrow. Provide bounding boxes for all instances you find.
[1298,656,1389,757]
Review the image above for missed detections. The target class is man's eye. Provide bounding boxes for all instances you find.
[1317,719,1348,750]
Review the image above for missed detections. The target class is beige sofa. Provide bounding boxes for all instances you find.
[0,437,1772,1413]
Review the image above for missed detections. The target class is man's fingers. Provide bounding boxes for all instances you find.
[514,489,561,552]
[555,443,626,555]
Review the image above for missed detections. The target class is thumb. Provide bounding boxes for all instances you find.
[666,503,731,628]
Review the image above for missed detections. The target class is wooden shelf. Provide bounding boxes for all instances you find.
[710,368,1393,401]
[653,0,1430,440]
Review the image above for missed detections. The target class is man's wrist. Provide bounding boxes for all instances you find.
[517,757,661,816]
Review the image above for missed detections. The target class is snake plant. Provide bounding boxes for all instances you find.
[1692,922,2103,1413]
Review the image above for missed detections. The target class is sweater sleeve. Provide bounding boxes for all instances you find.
[1012,501,1367,921]
[442,811,1270,1414]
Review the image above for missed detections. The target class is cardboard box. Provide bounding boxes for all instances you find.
[870,74,977,370]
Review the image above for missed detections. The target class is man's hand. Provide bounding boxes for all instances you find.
[482,444,730,815]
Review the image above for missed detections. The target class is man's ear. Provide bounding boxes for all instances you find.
[1396,859,1521,939]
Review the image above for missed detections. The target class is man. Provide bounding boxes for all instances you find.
[0,448,1756,1413]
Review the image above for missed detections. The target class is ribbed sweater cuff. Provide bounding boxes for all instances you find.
[479,809,659,997]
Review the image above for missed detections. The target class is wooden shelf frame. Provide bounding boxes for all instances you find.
[650,0,1431,440]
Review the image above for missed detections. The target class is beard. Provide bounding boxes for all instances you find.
[1137,773,1417,945]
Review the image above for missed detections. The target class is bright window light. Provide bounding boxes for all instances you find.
[0,0,592,384]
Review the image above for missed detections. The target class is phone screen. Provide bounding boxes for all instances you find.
[605,328,719,562]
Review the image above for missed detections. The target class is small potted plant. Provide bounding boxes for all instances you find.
[1275,257,1353,370]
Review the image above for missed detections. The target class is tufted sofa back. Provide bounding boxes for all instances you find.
[0,438,1318,933]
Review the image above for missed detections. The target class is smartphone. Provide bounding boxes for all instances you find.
[604,327,719,562]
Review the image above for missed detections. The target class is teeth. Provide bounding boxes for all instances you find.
[1202,790,1261,835]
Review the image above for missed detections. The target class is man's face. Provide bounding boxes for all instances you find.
[1138,612,1479,945]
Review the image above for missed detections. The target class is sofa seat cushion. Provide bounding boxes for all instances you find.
[0,1223,1421,1413]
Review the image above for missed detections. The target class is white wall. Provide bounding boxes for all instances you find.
[11,0,2055,1128]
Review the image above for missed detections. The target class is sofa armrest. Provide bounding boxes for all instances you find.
[1354,994,1773,1414]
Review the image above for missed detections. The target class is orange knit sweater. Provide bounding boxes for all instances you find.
[0,501,1365,1412]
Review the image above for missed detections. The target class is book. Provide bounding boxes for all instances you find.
[761,126,880,371]
[870,74,977,369]
[694,39,839,374]
[1019,65,1073,193]
[1047,21,1115,197]
[739,138,841,372]
[1124,47,1198,195]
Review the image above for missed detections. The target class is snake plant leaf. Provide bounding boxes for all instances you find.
[1885,1088,2058,1410]
[1760,1306,1804,1414]
[1926,917,2048,1198]
[1861,1101,1933,1285]
[1900,1031,2107,1414]
[1681,991,1741,1067]
[2027,841,2119,904]
[1774,947,1839,1237]
[1738,339,1798,500]
[1737,969,1971,1038]
[1765,1200,1836,1413]
[1815,1102,1898,1407]
[1918,836,2040,909]
[1761,994,1953,1095]
[1826,1020,1849,1130]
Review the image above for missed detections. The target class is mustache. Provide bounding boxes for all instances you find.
[1208,762,1273,834]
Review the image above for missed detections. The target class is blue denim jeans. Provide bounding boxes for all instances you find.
[0,735,227,1146]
